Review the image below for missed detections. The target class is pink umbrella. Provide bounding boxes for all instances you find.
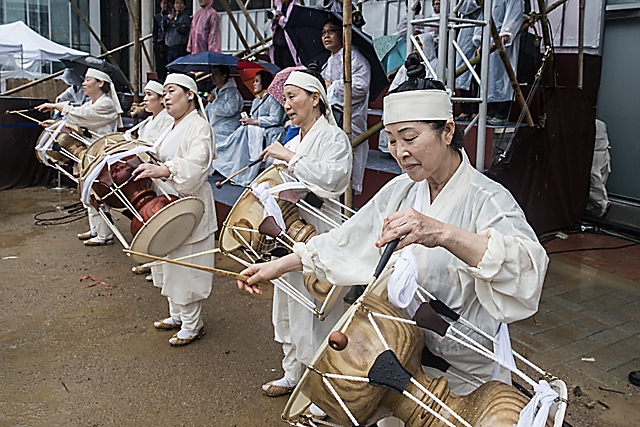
[266,65,306,107]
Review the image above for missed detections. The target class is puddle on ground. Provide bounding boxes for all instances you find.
[0,233,26,248]
[0,198,42,215]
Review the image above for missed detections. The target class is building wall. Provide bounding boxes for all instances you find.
[597,14,640,200]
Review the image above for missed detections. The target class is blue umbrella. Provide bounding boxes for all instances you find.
[166,51,239,73]
[284,6,389,100]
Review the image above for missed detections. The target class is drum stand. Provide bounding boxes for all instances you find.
[51,169,66,191]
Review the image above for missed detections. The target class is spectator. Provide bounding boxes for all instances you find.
[455,0,482,121]
[55,69,87,107]
[187,0,221,53]
[321,17,371,195]
[153,0,172,81]
[474,0,524,126]
[206,65,244,172]
[269,0,299,69]
[164,0,191,65]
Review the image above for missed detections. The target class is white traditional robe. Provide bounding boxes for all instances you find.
[473,0,524,103]
[63,94,120,240]
[61,94,120,139]
[138,108,173,143]
[152,109,217,305]
[455,0,482,91]
[215,93,286,187]
[322,46,371,194]
[294,150,548,395]
[273,115,352,381]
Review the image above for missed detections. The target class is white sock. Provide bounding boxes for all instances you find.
[176,329,197,339]
[269,377,296,388]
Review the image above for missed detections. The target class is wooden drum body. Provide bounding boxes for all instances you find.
[219,165,340,317]
[284,269,550,427]
[35,121,87,165]
[79,140,204,263]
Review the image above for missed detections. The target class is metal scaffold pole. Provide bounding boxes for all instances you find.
[343,0,354,214]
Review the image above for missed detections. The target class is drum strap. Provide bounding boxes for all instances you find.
[37,119,68,167]
[124,116,150,140]
[516,380,559,427]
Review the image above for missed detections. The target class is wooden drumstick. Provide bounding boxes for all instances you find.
[123,249,249,282]
[215,157,263,189]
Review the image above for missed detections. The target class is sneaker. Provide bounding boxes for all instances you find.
[487,116,508,126]
[84,236,114,246]
[78,231,97,240]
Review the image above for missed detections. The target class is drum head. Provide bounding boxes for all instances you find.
[219,164,286,253]
[80,132,127,172]
[282,269,394,423]
[129,196,205,263]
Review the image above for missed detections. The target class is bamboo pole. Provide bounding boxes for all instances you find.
[234,0,265,44]
[67,0,134,91]
[578,0,585,89]
[219,0,252,52]
[0,35,152,96]
[122,0,154,71]
[133,0,142,104]
[488,19,534,127]
[343,0,354,214]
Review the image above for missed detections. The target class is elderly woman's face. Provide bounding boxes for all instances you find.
[385,120,455,182]
[163,83,192,119]
[283,85,319,126]
[143,89,164,115]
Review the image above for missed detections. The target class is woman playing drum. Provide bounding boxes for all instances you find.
[239,57,548,400]
[133,73,217,346]
[133,80,174,143]
[257,65,353,397]
[36,68,123,246]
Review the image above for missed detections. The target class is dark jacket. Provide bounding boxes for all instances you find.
[152,12,168,44]
[164,12,191,47]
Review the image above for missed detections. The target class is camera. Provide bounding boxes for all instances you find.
[266,9,282,20]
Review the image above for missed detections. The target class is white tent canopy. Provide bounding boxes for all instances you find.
[0,20,87,70]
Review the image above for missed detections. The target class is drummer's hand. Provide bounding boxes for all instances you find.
[133,163,170,180]
[376,208,445,251]
[39,119,55,128]
[35,103,58,113]
[240,116,258,126]
[260,142,294,163]
[237,254,303,294]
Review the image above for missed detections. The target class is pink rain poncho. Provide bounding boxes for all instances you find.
[187,0,221,53]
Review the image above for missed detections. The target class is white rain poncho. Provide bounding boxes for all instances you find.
[473,0,524,103]
[322,46,371,194]
[293,150,548,395]
[207,78,244,172]
[56,85,87,105]
[455,0,482,91]
[152,109,217,305]
[61,93,120,140]
[588,119,611,214]
[378,33,438,152]
[138,108,173,143]
[216,93,286,187]
[272,114,352,381]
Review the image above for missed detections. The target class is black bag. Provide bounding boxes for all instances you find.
[331,104,344,128]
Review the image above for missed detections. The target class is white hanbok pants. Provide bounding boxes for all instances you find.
[272,271,344,384]
[87,206,113,240]
[167,297,203,333]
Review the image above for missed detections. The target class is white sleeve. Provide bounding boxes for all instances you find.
[460,188,548,323]
[62,98,118,129]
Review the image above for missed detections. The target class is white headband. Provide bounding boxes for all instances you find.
[85,68,123,118]
[164,73,206,119]
[144,80,164,96]
[383,90,453,125]
[284,71,337,126]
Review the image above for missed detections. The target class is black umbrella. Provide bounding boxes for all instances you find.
[60,54,129,91]
[284,6,388,100]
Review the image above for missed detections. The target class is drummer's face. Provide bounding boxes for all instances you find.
[385,120,454,182]
[163,83,191,119]
[283,85,318,126]
[143,89,163,115]
[82,77,102,97]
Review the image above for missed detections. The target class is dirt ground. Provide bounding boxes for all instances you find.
[1,186,639,427]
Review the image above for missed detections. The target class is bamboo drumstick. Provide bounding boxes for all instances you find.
[215,157,263,189]
[123,249,249,282]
